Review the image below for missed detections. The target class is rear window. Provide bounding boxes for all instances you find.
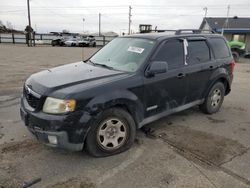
[153,39,184,70]
[187,40,210,64]
[209,38,230,59]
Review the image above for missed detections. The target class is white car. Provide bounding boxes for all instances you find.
[78,36,96,47]
[64,38,78,46]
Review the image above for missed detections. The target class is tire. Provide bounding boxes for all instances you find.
[85,108,136,157]
[93,42,96,47]
[51,41,56,46]
[232,51,240,62]
[200,82,225,114]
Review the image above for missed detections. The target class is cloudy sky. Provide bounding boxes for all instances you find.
[1,0,250,35]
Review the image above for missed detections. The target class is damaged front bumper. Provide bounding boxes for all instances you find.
[20,96,90,151]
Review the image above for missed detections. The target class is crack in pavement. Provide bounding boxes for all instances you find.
[161,136,250,186]
[219,148,250,166]
[141,128,250,186]
[96,146,144,185]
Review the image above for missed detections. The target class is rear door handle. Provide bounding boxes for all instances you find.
[177,73,185,79]
[209,65,214,69]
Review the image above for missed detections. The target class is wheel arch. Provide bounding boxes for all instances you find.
[204,75,231,98]
[84,90,144,129]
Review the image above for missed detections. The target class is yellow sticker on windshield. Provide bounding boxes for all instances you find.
[127,46,144,54]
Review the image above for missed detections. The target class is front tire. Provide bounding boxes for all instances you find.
[200,82,225,114]
[85,108,136,157]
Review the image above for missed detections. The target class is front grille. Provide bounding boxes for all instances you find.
[24,86,41,109]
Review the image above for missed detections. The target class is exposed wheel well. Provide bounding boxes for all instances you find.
[108,104,139,128]
[216,78,230,95]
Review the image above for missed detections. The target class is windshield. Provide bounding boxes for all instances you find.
[90,38,155,72]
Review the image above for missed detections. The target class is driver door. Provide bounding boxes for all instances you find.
[143,39,189,118]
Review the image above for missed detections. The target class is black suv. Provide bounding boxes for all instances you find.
[20,30,235,157]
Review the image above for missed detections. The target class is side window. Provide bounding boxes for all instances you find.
[153,39,184,70]
[187,40,210,64]
[209,38,230,59]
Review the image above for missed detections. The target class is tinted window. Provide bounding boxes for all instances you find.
[209,38,230,59]
[153,40,184,69]
[187,40,210,64]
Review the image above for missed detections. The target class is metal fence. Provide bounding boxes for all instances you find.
[0,33,117,46]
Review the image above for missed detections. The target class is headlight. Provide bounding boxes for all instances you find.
[43,97,76,114]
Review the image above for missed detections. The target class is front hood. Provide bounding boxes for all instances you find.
[26,62,126,96]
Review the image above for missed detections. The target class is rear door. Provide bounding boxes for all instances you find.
[143,38,189,118]
[185,37,215,103]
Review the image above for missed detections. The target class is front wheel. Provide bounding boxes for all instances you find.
[85,108,136,157]
[200,82,225,114]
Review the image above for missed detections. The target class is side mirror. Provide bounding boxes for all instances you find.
[146,61,168,77]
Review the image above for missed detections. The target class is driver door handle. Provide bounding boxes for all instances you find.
[177,73,185,79]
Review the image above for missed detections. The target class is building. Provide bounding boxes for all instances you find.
[199,17,250,51]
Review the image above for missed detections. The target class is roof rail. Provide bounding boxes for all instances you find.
[175,29,215,35]
[153,29,177,33]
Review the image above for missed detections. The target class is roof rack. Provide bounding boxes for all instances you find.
[175,29,215,35]
[152,29,177,33]
[142,29,216,35]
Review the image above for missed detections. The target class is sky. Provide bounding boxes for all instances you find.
[1,0,250,35]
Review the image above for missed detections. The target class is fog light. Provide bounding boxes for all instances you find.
[48,135,58,145]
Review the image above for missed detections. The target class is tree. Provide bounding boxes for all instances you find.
[6,21,13,29]
[62,29,69,33]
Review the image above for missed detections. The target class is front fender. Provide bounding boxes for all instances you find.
[84,89,144,127]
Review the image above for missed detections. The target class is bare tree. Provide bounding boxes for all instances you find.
[6,21,13,29]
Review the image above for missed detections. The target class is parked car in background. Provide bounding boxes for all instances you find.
[78,36,96,47]
[64,38,78,46]
[51,36,67,46]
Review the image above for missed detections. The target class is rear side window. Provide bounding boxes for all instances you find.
[209,38,230,59]
[153,39,184,70]
[187,40,210,64]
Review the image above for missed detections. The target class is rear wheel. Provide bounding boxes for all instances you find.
[51,41,56,46]
[232,51,240,62]
[200,82,225,114]
[85,108,136,157]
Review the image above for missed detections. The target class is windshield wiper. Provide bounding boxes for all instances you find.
[84,59,95,65]
[92,62,115,70]
[85,59,116,70]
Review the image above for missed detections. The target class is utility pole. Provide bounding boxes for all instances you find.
[222,5,230,35]
[99,13,101,36]
[203,7,208,18]
[83,18,85,33]
[27,0,32,46]
[128,6,132,35]
[226,5,230,28]
[203,7,211,31]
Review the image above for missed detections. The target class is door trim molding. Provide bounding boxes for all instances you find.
[139,99,204,128]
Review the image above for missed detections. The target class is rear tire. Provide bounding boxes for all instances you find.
[232,51,240,62]
[85,108,136,157]
[200,82,225,114]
